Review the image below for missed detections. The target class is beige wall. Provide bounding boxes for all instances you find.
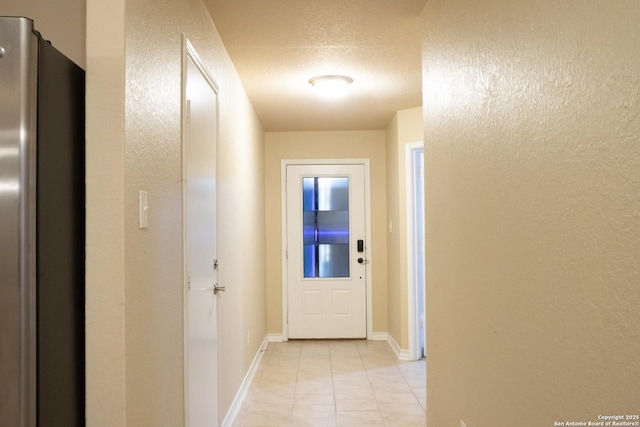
[422,1,640,426]
[86,0,266,425]
[1,0,86,68]
[385,107,423,350]
[86,0,126,424]
[264,131,388,336]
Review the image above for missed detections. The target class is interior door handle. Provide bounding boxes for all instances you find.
[195,284,226,295]
[357,258,369,264]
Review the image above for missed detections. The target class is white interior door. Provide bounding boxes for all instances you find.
[184,43,220,427]
[286,164,367,339]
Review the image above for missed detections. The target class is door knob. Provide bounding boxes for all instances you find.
[357,258,368,264]
[214,284,226,295]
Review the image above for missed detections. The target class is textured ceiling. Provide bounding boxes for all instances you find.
[203,0,426,131]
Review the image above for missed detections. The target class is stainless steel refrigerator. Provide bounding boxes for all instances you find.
[0,17,85,427]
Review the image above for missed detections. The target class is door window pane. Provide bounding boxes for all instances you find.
[303,177,349,278]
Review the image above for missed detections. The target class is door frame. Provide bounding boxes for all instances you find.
[281,159,373,341]
[405,141,425,360]
[181,37,220,426]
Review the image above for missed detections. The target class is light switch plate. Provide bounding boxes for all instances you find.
[139,191,148,229]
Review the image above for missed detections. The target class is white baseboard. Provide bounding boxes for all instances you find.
[221,336,269,427]
[371,332,389,341]
[372,332,411,361]
[387,333,411,361]
[267,333,283,342]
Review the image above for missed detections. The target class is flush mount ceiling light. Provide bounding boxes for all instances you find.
[309,75,353,99]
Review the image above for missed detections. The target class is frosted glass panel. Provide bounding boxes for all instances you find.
[303,177,349,278]
[318,244,350,277]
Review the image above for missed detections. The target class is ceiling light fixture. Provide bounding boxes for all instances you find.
[309,75,353,99]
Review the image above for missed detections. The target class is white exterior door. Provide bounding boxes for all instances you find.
[184,45,220,427]
[286,164,367,339]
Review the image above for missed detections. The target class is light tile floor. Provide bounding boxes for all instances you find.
[233,340,426,427]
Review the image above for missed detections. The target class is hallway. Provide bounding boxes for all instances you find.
[233,340,426,426]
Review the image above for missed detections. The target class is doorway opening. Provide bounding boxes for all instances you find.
[406,142,425,360]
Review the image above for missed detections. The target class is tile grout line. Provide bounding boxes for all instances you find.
[329,344,338,425]
[291,341,302,425]
[357,340,383,423]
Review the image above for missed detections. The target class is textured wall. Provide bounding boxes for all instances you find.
[86,0,266,425]
[85,0,126,425]
[264,131,388,336]
[123,0,266,424]
[385,115,402,347]
[386,107,423,351]
[423,0,640,425]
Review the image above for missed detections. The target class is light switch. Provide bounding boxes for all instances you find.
[139,191,148,229]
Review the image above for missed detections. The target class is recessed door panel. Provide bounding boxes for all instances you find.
[331,290,352,316]
[302,291,322,316]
